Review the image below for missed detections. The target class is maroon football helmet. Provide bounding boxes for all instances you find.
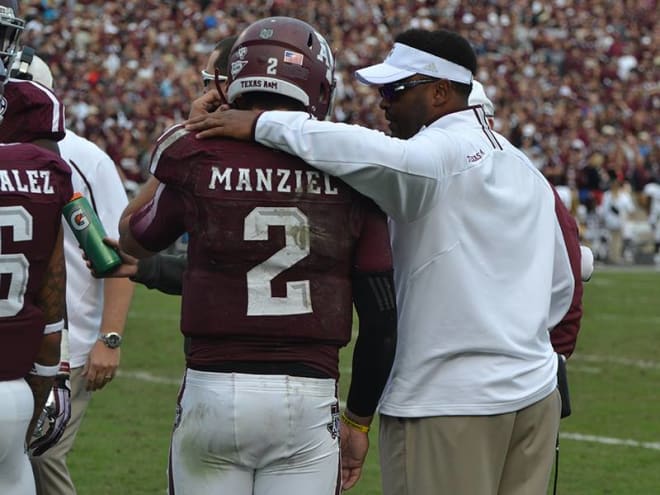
[0,0,24,68]
[227,17,336,120]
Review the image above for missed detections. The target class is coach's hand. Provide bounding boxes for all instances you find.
[185,107,260,141]
[83,340,120,391]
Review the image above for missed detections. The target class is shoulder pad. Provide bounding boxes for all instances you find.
[0,79,66,143]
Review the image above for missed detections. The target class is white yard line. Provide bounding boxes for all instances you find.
[560,432,660,451]
[117,370,182,386]
[573,354,660,370]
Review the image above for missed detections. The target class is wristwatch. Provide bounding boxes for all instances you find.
[99,332,122,349]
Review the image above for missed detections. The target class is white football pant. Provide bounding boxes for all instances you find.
[0,378,36,495]
[168,370,340,495]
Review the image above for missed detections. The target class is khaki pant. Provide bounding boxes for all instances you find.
[379,389,561,495]
[31,367,93,495]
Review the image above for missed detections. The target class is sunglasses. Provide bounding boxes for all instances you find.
[201,70,228,89]
[378,78,438,101]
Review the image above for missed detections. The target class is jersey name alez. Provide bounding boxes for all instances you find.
[0,169,55,194]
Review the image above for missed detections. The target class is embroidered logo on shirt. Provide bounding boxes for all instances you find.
[467,149,486,163]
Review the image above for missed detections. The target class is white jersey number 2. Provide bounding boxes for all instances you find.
[244,207,312,316]
[0,206,33,317]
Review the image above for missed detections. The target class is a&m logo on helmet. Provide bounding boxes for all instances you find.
[69,208,90,230]
[259,28,274,40]
[314,30,334,84]
[231,46,249,78]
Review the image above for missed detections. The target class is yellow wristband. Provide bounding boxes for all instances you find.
[340,411,370,433]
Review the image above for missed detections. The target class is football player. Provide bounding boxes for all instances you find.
[0,2,64,151]
[119,17,397,495]
[0,52,73,495]
[11,51,135,495]
[1,0,75,465]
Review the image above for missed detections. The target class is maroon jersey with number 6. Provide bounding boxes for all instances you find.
[0,78,66,143]
[0,143,72,380]
[130,125,393,378]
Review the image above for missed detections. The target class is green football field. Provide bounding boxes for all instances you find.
[67,268,660,494]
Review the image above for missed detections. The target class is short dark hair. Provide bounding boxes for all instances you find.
[395,29,476,98]
[214,35,238,75]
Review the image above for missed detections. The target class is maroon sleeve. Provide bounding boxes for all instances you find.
[550,187,583,358]
[129,184,187,253]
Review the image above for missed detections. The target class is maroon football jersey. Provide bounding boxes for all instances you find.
[131,125,392,377]
[0,143,72,380]
[0,78,66,143]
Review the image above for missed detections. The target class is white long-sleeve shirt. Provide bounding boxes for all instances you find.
[255,109,575,416]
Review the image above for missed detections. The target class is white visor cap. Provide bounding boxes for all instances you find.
[355,42,473,86]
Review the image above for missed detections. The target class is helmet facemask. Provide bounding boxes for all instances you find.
[0,4,25,69]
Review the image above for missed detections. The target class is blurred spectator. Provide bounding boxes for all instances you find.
[17,0,657,224]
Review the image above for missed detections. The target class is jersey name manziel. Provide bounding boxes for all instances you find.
[207,166,339,196]
[0,143,72,380]
[131,125,392,378]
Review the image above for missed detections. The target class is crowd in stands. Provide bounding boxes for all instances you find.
[19,0,659,263]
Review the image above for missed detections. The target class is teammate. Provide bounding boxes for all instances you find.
[642,179,660,263]
[119,17,396,494]
[9,51,135,494]
[114,35,239,285]
[0,54,72,495]
[200,36,237,92]
[1,5,75,472]
[0,5,63,153]
[184,27,583,495]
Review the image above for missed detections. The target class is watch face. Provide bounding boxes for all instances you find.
[103,333,121,348]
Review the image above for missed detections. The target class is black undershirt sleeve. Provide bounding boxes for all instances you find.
[131,253,187,295]
[347,269,397,417]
